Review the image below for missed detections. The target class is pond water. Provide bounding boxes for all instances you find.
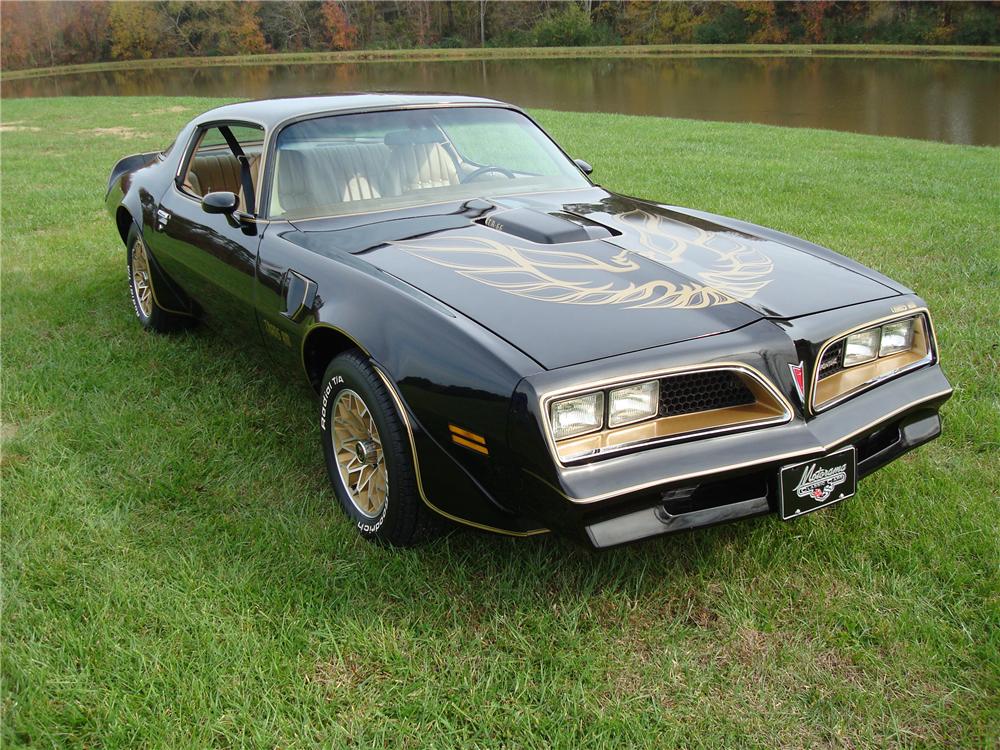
[5,55,998,146]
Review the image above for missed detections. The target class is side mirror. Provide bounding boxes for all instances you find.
[201,191,240,215]
[574,158,593,176]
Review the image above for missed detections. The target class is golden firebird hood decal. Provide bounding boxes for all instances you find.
[392,209,774,310]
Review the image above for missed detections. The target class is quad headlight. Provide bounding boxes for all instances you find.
[879,318,915,357]
[813,313,933,412]
[844,328,881,366]
[549,391,604,440]
[549,380,660,440]
[608,380,659,428]
[843,316,919,368]
[550,380,662,440]
[545,366,790,462]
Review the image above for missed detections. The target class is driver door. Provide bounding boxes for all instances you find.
[151,122,264,341]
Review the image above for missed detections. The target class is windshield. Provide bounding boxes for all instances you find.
[269,107,589,220]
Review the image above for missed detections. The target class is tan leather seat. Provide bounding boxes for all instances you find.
[275,150,312,213]
[185,153,260,212]
[381,141,459,196]
[276,144,390,214]
[327,144,387,200]
[186,153,241,196]
[343,174,379,202]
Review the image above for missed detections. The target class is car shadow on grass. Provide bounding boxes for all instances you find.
[96,290,808,620]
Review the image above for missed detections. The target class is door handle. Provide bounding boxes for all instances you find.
[281,270,317,322]
[156,208,171,231]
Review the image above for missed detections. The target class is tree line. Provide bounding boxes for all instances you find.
[2,1,998,72]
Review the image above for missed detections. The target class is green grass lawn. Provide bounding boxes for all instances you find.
[2,97,998,748]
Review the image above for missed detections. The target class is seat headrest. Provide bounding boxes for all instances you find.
[277,149,309,196]
[384,129,445,146]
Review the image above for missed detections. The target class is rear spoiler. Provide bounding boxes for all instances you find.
[106,151,160,197]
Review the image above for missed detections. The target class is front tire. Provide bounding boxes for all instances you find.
[320,350,444,547]
[127,232,189,332]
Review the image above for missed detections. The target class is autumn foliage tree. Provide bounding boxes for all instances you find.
[108,2,162,61]
[2,0,111,69]
[320,1,357,50]
[798,0,835,43]
[1,1,998,72]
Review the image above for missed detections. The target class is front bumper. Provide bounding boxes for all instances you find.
[585,403,943,547]
[516,360,951,548]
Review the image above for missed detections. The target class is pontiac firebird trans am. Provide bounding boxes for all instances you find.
[105,95,952,548]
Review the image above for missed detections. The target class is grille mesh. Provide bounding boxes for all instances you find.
[819,341,845,380]
[659,371,756,417]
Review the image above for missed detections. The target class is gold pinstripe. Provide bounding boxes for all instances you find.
[373,366,548,537]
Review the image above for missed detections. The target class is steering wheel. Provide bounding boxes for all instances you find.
[462,165,516,183]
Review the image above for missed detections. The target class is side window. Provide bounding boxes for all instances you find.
[180,124,265,213]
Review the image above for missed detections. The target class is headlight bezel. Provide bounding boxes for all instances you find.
[811,310,936,413]
[541,364,793,465]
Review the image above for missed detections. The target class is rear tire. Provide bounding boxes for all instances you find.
[127,232,190,332]
[320,350,445,547]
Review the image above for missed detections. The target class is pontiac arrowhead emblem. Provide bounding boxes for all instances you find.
[789,362,805,403]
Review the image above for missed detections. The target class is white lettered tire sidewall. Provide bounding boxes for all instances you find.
[125,226,189,333]
[319,351,439,545]
[321,369,386,536]
[127,234,152,327]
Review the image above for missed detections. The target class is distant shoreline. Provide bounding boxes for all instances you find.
[4,43,999,81]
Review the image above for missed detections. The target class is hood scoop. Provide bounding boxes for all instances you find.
[477,208,616,244]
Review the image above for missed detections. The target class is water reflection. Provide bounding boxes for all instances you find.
[5,55,998,146]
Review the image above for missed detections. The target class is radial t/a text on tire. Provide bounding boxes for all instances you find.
[320,350,444,546]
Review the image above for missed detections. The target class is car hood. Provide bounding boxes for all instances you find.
[287,190,899,369]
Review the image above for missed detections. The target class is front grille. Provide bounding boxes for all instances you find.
[819,340,845,380]
[659,371,756,417]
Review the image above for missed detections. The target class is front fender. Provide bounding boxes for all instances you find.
[273,235,547,533]
[320,261,546,531]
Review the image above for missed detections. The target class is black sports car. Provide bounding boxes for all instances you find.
[105,95,952,548]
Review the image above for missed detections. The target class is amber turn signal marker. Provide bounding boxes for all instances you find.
[449,424,489,454]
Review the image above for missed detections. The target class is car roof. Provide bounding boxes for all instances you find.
[194,93,514,129]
